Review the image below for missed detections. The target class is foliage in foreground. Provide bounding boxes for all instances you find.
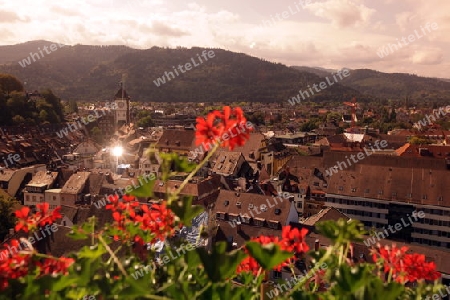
[0,106,444,299]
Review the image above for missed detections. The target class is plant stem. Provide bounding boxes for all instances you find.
[98,235,128,277]
[287,246,334,295]
[171,143,220,202]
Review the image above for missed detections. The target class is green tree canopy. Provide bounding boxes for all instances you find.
[0,195,18,241]
[0,74,24,95]
[137,116,155,128]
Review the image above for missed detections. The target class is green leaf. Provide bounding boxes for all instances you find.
[169,196,204,227]
[197,242,247,283]
[77,243,107,259]
[245,241,293,271]
[316,219,366,246]
[129,175,156,198]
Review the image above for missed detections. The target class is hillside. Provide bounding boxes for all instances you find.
[292,66,450,102]
[0,41,358,102]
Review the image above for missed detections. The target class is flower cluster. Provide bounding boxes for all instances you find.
[371,244,440,283]
[1,204,73,291]
[105,195,178,245]
[237,226,309,275]
[195,106,252,150]
[15,203,62,233]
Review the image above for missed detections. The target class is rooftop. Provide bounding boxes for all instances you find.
[61,172,90,194]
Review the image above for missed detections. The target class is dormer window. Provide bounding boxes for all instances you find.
[253,218,264,227]
[241,215,251,223]
[268,220,279,229]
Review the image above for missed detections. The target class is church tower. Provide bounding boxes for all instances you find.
[114,80,130,129]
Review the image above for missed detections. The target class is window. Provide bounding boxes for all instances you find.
[241,216,251,224]
[364,189,370,193]
[351,188,356,192]
[253,219,264,227]
[32,196,36,202]
[268,221,279,229]
[339,186,344,191]
[53,196,56,200]
[272,271,282,279]
[297,202,302,209]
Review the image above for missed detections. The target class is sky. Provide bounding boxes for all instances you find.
[0,0,448,78]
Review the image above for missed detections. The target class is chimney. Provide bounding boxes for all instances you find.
[314,239,320,251]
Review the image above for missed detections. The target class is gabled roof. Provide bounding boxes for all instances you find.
[326,164,450,207]
[211,152,244,176]
[152,176,220,199]
[26,171,58,188]
[218,133,265,162]
[213,190,292,224]
[302,207,349,226]
[0,169,15,182]
[156,129,196,151]
[61,172,90,194]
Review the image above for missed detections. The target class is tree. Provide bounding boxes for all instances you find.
[0,74,24,95]
[0,196,18,241]
[409,136,431,145]
[40,89,64,122]
[137,116,155,128]
[90,127,102,144]
[39,110,49,123]
[67,100,78,114]
[12,115,25,124]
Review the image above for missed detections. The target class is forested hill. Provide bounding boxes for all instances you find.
[292,66,450,103]
[0,41,357,102]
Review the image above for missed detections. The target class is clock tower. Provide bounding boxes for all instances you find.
[114,82,130,129]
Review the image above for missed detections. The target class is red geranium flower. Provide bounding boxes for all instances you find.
[195,106,252,151]
[372,244,440,283]
[281,225,309,254]
[195,111,224,151]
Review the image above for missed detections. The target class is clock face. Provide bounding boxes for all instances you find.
[118,102,125,108]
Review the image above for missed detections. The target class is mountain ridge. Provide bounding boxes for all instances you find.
[0,41,449,103]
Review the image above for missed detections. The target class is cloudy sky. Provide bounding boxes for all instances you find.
[1,0,448,78]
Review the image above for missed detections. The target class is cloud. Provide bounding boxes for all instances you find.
[395,11,418,31]
[305,0,375,28]
[411,48,443,65]
[150,21,189,37]
[50,6,82,17]
[0,10,26,23]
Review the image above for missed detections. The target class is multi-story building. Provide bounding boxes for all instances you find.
[277,149,450,250]
[60,171,90,206]
[23,171,58,208]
